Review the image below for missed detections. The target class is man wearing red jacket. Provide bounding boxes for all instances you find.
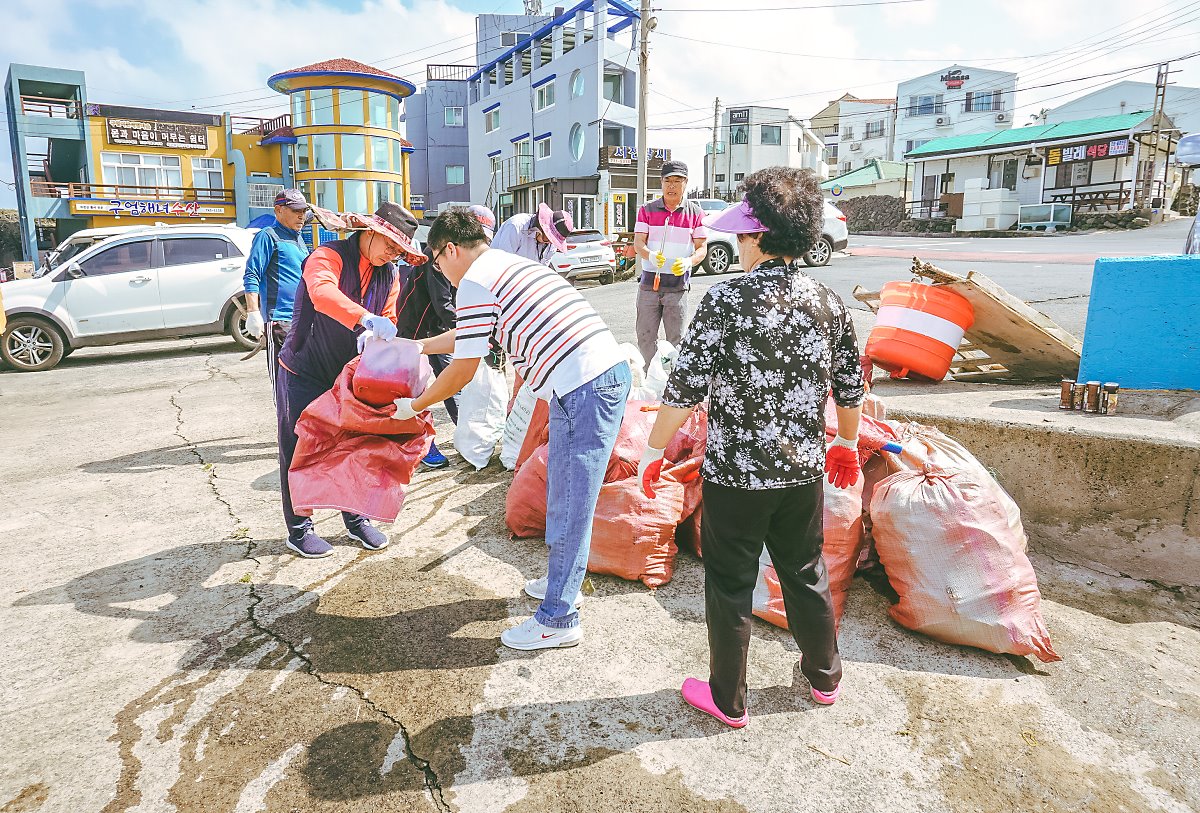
[275,202,426,558]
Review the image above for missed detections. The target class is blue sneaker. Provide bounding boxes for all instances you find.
[422,440,449,470]
[346,521,389,551]
[286,530,333,559]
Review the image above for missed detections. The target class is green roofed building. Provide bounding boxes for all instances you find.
[822,159,908,201]
[901,110,1178,218]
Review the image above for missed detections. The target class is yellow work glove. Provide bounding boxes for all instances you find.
[654,250,666,269]
[670,257,688,276]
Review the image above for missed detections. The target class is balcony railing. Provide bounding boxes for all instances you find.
[962,101,1006,113]
[230,114,291,135]
[30,181,235,204]
[427,64,475,82]
[903,106,946,118]
[20,95,83,119]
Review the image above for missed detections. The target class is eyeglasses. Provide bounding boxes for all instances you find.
[430,244,449,272]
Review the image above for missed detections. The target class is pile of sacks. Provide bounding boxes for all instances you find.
[753,395,1060,663]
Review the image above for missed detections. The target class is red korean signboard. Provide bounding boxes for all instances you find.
[1046,137,1132,166]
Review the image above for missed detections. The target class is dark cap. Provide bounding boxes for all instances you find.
[274,188,308,210]
[661,160,688,179]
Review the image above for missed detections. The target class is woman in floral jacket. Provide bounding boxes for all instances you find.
[640,167,865,728]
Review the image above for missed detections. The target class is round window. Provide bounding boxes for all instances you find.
[570,70,584,98]
[569,123,585,161]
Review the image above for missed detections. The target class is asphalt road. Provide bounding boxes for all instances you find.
[585,218,1194,347]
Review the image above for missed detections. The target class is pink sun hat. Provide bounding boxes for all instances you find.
[704,198,769,234]
[536,202,574,253]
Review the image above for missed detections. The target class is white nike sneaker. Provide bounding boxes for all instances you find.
[500,616,583,651]
[523,576,584,608]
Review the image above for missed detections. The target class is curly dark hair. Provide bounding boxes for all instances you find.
[738,167,824,258]
[427,206,489,252]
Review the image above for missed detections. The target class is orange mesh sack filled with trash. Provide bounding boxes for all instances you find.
[869,464,1060,662]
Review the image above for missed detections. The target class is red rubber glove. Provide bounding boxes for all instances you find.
[825,437,861,489]
[639,446,666,498]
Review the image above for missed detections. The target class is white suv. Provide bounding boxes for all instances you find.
[700,200,849,274]
[2,224,258,372]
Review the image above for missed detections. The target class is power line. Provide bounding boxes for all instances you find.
[656,0,925,10]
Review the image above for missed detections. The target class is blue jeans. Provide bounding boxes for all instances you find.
[536,362,632,628]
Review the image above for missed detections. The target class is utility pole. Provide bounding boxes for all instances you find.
[1140,61,1176,208]
[708,97,721,196]
[636,0,653,211]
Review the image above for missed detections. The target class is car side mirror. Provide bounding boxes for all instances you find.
[65,262,84,279]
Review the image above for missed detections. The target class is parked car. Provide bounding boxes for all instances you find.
[547,230,618,283]
[35,225,150,278]
[2,224,258,372]
[701,200,849,273]
[693,198,731,214]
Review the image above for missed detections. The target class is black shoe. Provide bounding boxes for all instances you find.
[347,521,389,551]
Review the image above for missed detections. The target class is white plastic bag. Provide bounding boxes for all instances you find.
[455,362,508,470]
[500,385,538,470]
[619,342,647,389]
[645,340,676,398]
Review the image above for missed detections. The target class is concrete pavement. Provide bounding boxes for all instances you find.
[2,221,1199,813]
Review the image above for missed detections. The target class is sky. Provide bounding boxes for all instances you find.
[3,0,1200,209]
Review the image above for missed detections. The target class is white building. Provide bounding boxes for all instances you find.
[467,0,642,233]
[1045,80,1200,137]
[809,93,896,175]
[702,105,825,197]
[895,65,1017,160]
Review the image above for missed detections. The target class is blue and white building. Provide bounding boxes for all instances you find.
[405,64,474,217]
[466,0,642,233]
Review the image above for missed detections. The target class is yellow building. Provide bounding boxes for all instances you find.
[267,57,417,239]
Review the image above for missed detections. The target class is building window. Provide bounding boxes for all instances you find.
[191,157,223,196]
[485,108,500,132]
[562,195,597,229]
[249,183,283,208]
[515,139,532,180]
[290,93,308,128]
[368,92,390,128]
[445,106,464,127]
[760,125,782,146]
[446,165,465,185]
[907,94,944,117]
[904,138,930,154]
[100,152,182,193]
[312,135,336,170]
[373,181,394,207]
[310,89,334,126]
[734,172,745,181]
[343,180,368,212]
[865,120,885,140]
[312,179,338,210]
[536,136,551,160]
[715,173,726,183]
[501,31,528,47]
[569,123,584,161]
[841,126,853,139]
[730,125,748,145]
[603,73,623,104]
[570,70,584,98]
[842,162,853,173]
[535,82,555,112]
[391,140,403,174]
[338,89,365,126]
[370,137,390,172]
[965,90,1003,112]
[294,139,309,172]
[491,155,503,177]
[342,135,367,170]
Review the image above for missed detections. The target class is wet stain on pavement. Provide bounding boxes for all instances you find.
[1,784,50,812]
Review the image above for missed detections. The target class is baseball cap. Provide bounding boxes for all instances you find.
[661,160,689,179]
[274,188,308,210]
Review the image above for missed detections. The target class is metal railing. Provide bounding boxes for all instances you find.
[427,64,476,82]
[903,105,946,118]
[230,114,291,135]
[29,181,235,203]
[19,95,83,119]
[962,101,1006,113]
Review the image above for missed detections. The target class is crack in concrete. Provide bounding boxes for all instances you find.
[169,350,451,812]
[1036,548,1195,602]
[1026,294,1090,304]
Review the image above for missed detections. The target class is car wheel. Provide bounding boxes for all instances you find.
[703,243,733,275]
[228,296,257,350]
[1,316,66,372]
[803,236,833,267]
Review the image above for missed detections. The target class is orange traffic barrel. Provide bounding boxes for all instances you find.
[865,282,974,381]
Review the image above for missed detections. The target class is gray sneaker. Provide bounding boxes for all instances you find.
[347,521,389,551]
[286,530,334,559]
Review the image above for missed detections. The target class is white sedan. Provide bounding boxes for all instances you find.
[700,200,849,274]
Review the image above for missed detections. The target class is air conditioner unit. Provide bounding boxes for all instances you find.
[935,115,952,127]
[995,112,1008,123]
[849,142,862,151]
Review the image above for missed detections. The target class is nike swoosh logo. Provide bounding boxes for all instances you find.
[541,633,555,639]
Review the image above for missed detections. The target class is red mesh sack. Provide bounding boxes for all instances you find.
[589,469,687,588]
[506,444,549,538]
[870,464,1060,663]
[290,357,434,522]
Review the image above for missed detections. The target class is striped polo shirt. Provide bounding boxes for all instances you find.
[454,249,623,398]
[634,197,707,290]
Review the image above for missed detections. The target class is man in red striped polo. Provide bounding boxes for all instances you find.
[393,208,631,651]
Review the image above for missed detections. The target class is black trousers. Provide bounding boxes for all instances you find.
[701,479,841,718]
[274,366,368,542]
[265,320,290,406]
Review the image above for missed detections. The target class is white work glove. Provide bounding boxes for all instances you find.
[653,250,667,269]
[670,257,688,276]
[244,310,265,339]
[393,397,419,421]
[639,445,667,499]
[357,313,397,352]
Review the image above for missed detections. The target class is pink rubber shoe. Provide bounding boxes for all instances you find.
[681,678,748,728]
[811,684,841,705]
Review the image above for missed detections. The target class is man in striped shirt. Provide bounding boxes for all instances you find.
[394,208,631,651]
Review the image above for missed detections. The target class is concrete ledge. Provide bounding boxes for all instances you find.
[872,379,1200,590]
